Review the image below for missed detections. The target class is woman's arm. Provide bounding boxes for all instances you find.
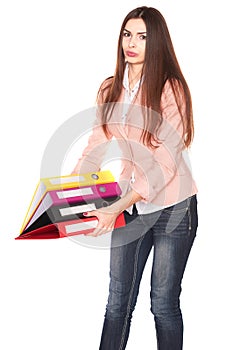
[83,189,142,237]
[72,122,112,174]
[127,80,188,205]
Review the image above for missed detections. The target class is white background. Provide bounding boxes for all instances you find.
[0,0,233,349]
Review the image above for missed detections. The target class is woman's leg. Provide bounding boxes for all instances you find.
[149,195,198,350]
[99,213,154,350]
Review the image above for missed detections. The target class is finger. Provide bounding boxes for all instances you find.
[87,226,106,236]
[83,211,95,217]
[86,226,114,237]
[85,224,103,236]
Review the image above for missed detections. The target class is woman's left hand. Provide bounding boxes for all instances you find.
[83,206,120,237]
[83,189,142,237]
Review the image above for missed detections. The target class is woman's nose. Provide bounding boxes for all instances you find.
[128,37,136,48]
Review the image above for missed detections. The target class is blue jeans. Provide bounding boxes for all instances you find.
[99,195,198,350]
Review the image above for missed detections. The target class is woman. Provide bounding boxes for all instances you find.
[73,6,198,350]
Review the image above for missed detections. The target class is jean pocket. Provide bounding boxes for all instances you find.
[162,203,190,236]
[163,197,189,215]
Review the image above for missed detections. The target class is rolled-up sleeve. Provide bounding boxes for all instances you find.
[72,119,112,174]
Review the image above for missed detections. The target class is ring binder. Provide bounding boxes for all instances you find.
[16,170,125,239]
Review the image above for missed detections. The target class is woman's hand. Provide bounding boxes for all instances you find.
[83,206,120,237]
[83,189,143,237]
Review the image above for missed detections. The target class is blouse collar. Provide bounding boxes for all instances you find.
[123,63,141,97]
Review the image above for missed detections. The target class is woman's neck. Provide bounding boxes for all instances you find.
[128,64,143,90]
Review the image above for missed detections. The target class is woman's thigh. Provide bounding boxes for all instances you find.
[148,196,198,310]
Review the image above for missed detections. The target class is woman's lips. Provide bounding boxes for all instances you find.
[126,51,138,57]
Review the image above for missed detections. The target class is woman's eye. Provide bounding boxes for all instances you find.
[122,32,147,40]
[123,32,131,37]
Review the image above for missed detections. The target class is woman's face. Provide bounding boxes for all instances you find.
[122,18,147,66]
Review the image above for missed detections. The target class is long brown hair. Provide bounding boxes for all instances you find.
[98,6,194,148]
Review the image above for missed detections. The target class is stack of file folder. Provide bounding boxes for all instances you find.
[16,170,125,239]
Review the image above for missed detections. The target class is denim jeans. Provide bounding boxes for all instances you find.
[99,195,198,350]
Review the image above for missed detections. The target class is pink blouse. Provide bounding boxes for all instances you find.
[73,79,198,211]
